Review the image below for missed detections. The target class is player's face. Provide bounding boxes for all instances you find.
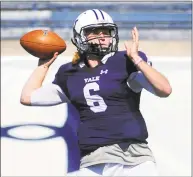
[84,27,112,48]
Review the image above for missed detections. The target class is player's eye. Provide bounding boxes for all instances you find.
[84,28,96,36]
[85,27,110,35]
[94,28,110,35]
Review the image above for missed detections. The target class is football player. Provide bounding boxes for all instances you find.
[20,9,172,176]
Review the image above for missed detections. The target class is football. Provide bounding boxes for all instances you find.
[20,29,66,59]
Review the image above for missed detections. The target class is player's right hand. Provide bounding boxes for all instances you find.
[38,52,59,67]
[124,27,139,61]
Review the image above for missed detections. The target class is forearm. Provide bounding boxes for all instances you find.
[134,56,172,97]
[20,65,49,105]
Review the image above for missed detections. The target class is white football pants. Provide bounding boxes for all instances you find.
[66,161,158,176]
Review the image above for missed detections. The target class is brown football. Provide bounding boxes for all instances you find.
[20,29,66,59]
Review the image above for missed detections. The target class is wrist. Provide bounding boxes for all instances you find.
[132,56,143,66]
[38,64,49,70]
[38,58,51,67]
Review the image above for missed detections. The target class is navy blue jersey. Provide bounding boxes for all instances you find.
[53,51,149,156]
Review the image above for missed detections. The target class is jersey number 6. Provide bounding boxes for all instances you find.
[83,82,107,113]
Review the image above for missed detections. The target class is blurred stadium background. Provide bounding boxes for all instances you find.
[1,1,192,176]
[1,1,192,56]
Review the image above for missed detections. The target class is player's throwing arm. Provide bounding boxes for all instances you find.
[20,30,66,105]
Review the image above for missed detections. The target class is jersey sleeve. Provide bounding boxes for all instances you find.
[30,83,70,106]
[127,51,155,94]
[30,63,72,106]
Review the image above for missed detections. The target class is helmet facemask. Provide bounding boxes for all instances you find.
[73,23,119,56]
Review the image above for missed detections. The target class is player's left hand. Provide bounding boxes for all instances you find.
[124,27,139,60]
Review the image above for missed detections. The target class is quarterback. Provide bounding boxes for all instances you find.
[20,9,172,176]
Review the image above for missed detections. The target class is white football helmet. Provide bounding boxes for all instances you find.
[71,9,119,56]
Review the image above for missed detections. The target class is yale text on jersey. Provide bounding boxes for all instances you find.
[84,76,100,83]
